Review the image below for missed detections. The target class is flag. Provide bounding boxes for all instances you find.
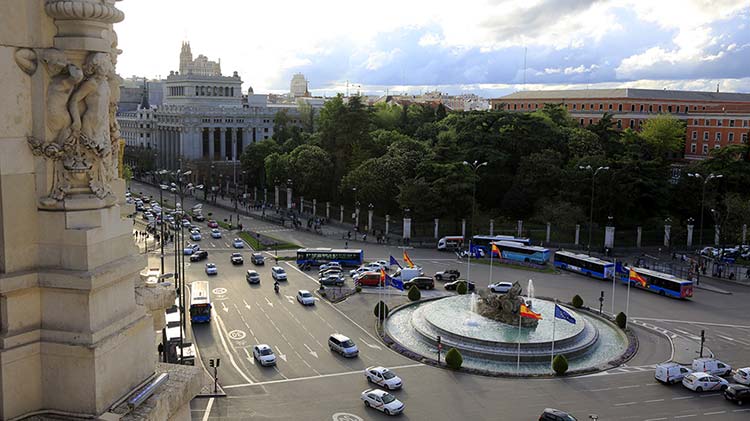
[491,243,500,257]
[554,304,576,324]
[379,268,387,285]
[629,268,647,287]
[389,255,403,269]
[520,303,542,320]
[403,251,415,268]
[388,275,404,291]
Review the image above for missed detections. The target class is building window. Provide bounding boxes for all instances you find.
[640,105,644,112]
[675,106,679,113]
[617,119,622,129]
[716,132,721,141]
[649,105,653,112]
[703,132,709,140]
[691,143,697,153]
[743,120,749,127]
[579,118,584,126]
[728,132,734,142]
[694,119,699,125]
[717,119,723,127]
[729,120,735,127]
[572,103,577,110]
[691,131,697,140]
[703,144,708,154]
[668,105,672,113]
[629,120,635,129]
[742,133,748,143]
[608,104,613,110]
[630,104,635,111]
[513,104,517,110]
[263,127,269,133]
[599,103,603,110]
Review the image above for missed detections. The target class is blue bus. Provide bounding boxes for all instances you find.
[189,281,212,323]
[296,248,364,267]
[493,241,550,265]
[471,235,531,256]
[553,251,615,280]
[619,266,694,299]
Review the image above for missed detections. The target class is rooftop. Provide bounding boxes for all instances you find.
[497,88,750,102]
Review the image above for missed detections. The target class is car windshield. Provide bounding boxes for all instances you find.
[207,264,215,268]
[233,253,241,257]
[341,340,355,348]
[382,371,396,379]
[301,292,312,298]
[259,349,273,356]
[381,394,396,404]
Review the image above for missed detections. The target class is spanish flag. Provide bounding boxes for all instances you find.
[403,251,415,268]
[629,268,647,287]
[491,243,500,257]
[520,303,542,320]
[379,267,387,286]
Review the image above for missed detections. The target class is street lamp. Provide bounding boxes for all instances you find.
[156,169,170,274]
[687,173,723,246]
[579,165,609,255]
[463,160,488,283]
[171,162,192,365]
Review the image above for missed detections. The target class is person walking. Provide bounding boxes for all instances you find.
[157,343,164,362]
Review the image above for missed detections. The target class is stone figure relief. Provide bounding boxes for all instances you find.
[14,48,38,75]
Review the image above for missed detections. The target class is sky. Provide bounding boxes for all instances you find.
[116,0,750,98]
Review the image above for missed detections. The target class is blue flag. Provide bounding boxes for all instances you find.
[554,304,576,324]
[389,255,403,269]
[387,275,404,291]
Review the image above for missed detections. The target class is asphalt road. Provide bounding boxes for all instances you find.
[130,182,750,420]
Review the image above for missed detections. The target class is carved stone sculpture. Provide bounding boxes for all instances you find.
[477,281,539,328]
[14,48,38,75]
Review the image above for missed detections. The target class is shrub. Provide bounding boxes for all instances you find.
[320,291,327,298]
[571,294,583,308]
[355,286,362,293]
[408,285,421,301]
[445,348,463,369]
[552,355,568,375]
[374,301,389,320]
[456,281,468,295]
[615,312,627,329]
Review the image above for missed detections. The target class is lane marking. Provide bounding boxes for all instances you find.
[359,337,383,350]
[644,399,664,403]
[304,343,319,358]
[704,411,725,415]
[213,312,255,384]
[614,401,637,406]
[243,348,255,365]
[644,418,667,421]
[221,302,228,313]
[672,396,693,400]
[699,393,721,398]
[265,297,274,307]
[274,345,287,362]
[618,385,639,389]
[201,397,214,421]
[273,366,288,380]
[633,318,750,329]
[243,299,251,310]
[674,415,697,419]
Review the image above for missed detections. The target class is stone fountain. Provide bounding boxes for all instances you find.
[476,281,539,328]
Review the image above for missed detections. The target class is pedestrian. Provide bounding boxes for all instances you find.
[745,268,750,279]
[157,343,164,362]
[347,231,351,240]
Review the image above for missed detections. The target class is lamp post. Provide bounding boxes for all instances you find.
[463,160,488,283]
[208,164,215,202]
[580,165,609,255]
[171,161,192,365]
[156,169,169,274]
[687,173,723,246]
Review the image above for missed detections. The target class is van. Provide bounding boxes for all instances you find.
[328,334,358,357]
[356,272,384,287]
[437,236,463,251]
[692,358,732,377]
[393,267,424,282]
[655,363,692,384]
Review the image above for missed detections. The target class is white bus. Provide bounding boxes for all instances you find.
[437,236,464,251]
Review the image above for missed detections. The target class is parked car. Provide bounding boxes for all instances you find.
[733,367,750,385]
[232,238,244,248]
[252,344,276,366]
[361,388,405,416]
[271,266,287,281]
[230,253,244,265]
[296,290,315,305]
[444,280,476,291]
[434,269,460,282]
[692,358,732,377]
[350,267,370,278]
[489,282,513,294]
[251,253,265,265]
[363,262,385,272]
[403,276,435,290]
[205,263,218,276]
[207,220,219,228]
[183,244,200,255]
[655,363,692,385]
[724,384,750,405]
[190,232,202,241]
[374,260,390,271]
[319,274,345,286]
[246,270,261,284]
[539,408,578,421]
[319,268,343,278]
[210,228,222,239]
[682,372,729,392]
[189,250,209,262]
[320,262,342,271]
[356,272,384,287]
[392,267,424,282]
[365,366,403,390]
[328,334,358,357]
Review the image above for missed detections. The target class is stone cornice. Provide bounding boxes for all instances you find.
[45,0,124,24]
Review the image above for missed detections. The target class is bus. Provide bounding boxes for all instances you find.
[296,248,364,267]
[620,266,694,299]
[473,235,531,255]
[437,236,464,251]
[493,241,550,265]
[553,251,615,280]
[189,281,212,323]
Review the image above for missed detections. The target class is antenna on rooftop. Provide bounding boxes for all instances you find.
[716,83,720,93]
[522,46,527,90]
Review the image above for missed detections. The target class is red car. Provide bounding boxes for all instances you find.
[356,272,385,287]
[207,220,219,228]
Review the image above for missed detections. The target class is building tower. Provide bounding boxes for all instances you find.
[290,73,309,98]
[180,41,193,74]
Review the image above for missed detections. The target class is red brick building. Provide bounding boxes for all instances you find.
[490,88,750,160]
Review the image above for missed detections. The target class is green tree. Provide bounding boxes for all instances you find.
[445,348,463,369]
[408,284,421,301]
[287,145,334,200]
[572,295,583,308]
[552,355,569,375]
[373,301,389,320]
[272,110,294,144]
[372,102,401,131]
[640,114,686,158]
[264,152,290,187]
[122,163,133,185]
[615,312,627,329]
[241,139,280,188]
[456,281,468,295]
[297,99,316,132]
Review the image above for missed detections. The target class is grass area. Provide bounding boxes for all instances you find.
[238,231,300,252]
[472,258,558,274]
[218,221,231,230]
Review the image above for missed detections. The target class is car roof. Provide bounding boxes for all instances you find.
[331,333,350,341]
[256,344,271,350]
[299,289,310,294]
[247,270,258,274]
[367,366,388,372]
[367,388,389,397]
[272,266,284,271]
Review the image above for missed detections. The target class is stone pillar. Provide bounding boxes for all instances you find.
[254,186,258,202]
[489,219,494,236]
[687,223,694,247]
[636,226,642,248]
[605,225,616,249]
[340,205,344,223]
[219,127,227,160]
[355,206,360,228]
[274,185,279,208]
[461,218,466,239]
[546,222,551,243]
[313,199,317,216]
[664,223,671,248]
[434,218,440,239]
[286,186,292,210]
[403,217,412,239]
[209,127,216,160]
[517,220,523,237]
[326,201,330,219]
[385,214,390,236]
[575,224,580,245]
[714,225,720,246]
[0,2,200,418]
[368,208,374,233]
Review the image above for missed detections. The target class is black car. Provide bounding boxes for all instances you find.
[192,214,205,222]
[444,280,475,291]
[724,384,750,405]
[189,250,209,262]
[319,274,345,286]
[403,276,435,290]
[251,253,265,265]
[539,408,578,421]
[230,253,244,265]
[434,269,460,281]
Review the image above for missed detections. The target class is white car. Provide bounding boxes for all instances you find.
[232,238,244,248]
[733,367,750,385]
[252,344,276,366]
[320,262,342,271]
[190,232,202,241]
[364,262,385,272]
[361,388,405,416]
[682,372,729,392]
[183,243,200,255]
[297,290,315,305]
[271,266,287,281]
[374,260,390,271]
[350,267,369,278]
[365,366,403,390]
[205,263,218,275]
[210,228,222,239]
[489,282,513,293]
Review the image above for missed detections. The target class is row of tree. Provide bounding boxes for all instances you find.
[239,95,750,240]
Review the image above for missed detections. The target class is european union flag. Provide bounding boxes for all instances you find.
[389,255,403,269]
[554,304,576,324]
[388,275,404,291]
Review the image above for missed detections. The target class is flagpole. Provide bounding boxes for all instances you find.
[611,259,616,316]
[625,269,631,329]
[551,301,556,369]
[517,310,522,375]
[489,244,494,285]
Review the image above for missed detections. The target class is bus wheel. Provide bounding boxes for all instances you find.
[659,290,665,297]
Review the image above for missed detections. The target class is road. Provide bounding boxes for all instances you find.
[131,181,750,420]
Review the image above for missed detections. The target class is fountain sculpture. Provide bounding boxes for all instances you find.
[476,281,539,328]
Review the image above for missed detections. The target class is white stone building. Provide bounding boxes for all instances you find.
[290,72,309,97]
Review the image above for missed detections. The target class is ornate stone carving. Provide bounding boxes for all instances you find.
[14,48,38,75]
[477,282,539,328]
[44,0,124,24]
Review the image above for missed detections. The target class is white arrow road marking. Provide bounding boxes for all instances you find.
[265,297,274,307]
[359,337,382,350]
[285,295,295,304]
[222,302,229,313]
[243,348,255,365]
[304,343,318,358]
[243,299,251,310]
[275,346,287,362]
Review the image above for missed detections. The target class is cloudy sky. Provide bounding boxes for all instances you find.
[116,0,750,98]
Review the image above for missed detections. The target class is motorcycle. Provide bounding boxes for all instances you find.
[274,283,279,294]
